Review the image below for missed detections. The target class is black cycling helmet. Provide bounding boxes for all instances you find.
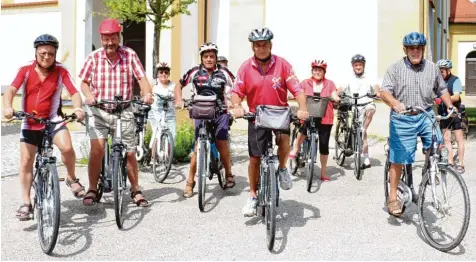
[351,54,366,64]
[34,34,59,49]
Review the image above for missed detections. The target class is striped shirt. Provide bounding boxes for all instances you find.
[381,57,447,110]
[11,61,78,130]
[78,46,146,106]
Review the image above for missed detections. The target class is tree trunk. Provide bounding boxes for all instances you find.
[153,23,161,79]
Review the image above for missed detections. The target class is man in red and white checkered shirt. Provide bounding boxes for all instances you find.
[79,18,153,207]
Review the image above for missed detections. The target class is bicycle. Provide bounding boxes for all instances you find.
[148,93,175,183]
[11,111,78,254]
[184,98,227,212]
[334,93,378,180]
[383,106,470,252]
[132,99,151,167]
[239,108,293,251]
[289,95,330,192]
[90,95,140,229]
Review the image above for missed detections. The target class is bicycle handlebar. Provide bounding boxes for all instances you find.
[339,93,378,100]
[400,106,456,121]
[12,111,78,125]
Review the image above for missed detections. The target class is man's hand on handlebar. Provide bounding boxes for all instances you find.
[85,96,96,106]
[297,109,309,120]
[175,99,185,110]
[232,105,245,118]
[142,93,153,105]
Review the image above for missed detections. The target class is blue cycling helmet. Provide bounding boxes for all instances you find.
[402,32,426,47]
[34,34,59,49]
[436,59,453,69]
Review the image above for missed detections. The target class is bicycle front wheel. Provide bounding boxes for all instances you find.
[37,164,60,255]
[334,120,347,166]
[266,162,277,251]
[112,151,126,229]
[289,128,300,175]
[354,130,363,180]
[306,133,317,192]
[197,139,207,212]
[418,165,470,252]
[152,130,175,183]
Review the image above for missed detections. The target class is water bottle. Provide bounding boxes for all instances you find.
[211,143,219,160]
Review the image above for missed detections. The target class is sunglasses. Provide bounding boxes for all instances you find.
[37,51,55,58]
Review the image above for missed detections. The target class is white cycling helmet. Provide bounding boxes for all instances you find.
[199,42,218,56]
[436,59,452,69]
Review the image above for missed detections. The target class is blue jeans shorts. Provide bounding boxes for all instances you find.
[389,109,442,164]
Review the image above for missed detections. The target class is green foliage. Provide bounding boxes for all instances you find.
[173,121,194,163]
[144,124,153,148]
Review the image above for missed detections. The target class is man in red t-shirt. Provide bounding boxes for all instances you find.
[2,34,86,220]
[231,28,309,217]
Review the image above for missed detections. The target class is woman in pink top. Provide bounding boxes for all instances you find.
[289,60,339,181]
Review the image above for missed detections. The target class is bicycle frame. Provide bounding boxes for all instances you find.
[258,130,279,205]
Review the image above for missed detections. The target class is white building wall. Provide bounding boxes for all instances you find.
[265,0,378,87]
[0,8,62,87]
[458,42,476,87]
[180,2,199,76]
[209,0,230,60]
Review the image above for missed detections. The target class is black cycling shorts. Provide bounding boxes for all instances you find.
[247,121,290,157]
[440,116,462,131]
[298,119,333,155]
[20,125,67,147]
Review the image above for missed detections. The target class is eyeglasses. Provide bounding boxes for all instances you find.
[37,51,55,58]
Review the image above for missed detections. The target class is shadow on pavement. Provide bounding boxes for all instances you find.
[201,175,248,213]
[272,200,321,254]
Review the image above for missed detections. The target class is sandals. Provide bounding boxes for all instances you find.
[183,181,196,198]
[225,174,236,189]
[387,200,403,217]
[16,204,33,221]
[131,190,149,207]
[83,190,98,206]
[455,165,465,174]
[65,178,86,199]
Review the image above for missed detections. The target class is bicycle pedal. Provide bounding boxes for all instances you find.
[58,177,65,182]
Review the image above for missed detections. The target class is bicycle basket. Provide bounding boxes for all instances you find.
[255,105,291,130]
[190,94,217,120]
[306,96,329,118]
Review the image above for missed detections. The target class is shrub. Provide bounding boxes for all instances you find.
[174,121,195,162]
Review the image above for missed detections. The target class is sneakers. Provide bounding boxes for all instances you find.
[242,197,258,217]
[363,157,371,168]
[278,168,293,190]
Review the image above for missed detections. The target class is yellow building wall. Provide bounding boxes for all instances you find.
[377,0,421,78]
[449,23,476,77]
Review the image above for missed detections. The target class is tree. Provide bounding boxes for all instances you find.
[102,0,196,78]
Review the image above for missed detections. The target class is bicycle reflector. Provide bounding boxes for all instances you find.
[440,147,449,164]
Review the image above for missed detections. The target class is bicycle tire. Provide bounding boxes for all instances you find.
[354,130,363,180]
[97,156,106,201]
[112,150,125,229]
[289,128,300,175]
[306,133,317,192]
[216,156,226,190]
[197,139,207,212]
[152,130,175,183]
[334,120,346,166]
[418,165,470,252]
[266,162,277,251]
[37,164,60,255]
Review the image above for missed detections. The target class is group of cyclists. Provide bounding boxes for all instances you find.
[3,18,467,225]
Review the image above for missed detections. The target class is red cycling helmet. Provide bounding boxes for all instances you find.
[311,60,327,71]
[99,19,122,34]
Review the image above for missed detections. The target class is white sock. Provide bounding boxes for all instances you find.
[364,153,369,159]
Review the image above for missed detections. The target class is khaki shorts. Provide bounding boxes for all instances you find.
[87,106,136,152]
[357,103,376,124]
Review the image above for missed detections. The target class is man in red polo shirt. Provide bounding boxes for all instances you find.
[231,27,309,217]
[3,34,86,220]
[79,18,153,207]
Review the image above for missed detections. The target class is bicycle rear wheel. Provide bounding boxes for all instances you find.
[306,133,317,192]
[334,120,347,166]
[289,128,300,175]
[112,150,126,229]
[37,164,60,255]
[197,139,207,212]
[266,162,277,251]
[152,130,175,183]
[418,165,470,252]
